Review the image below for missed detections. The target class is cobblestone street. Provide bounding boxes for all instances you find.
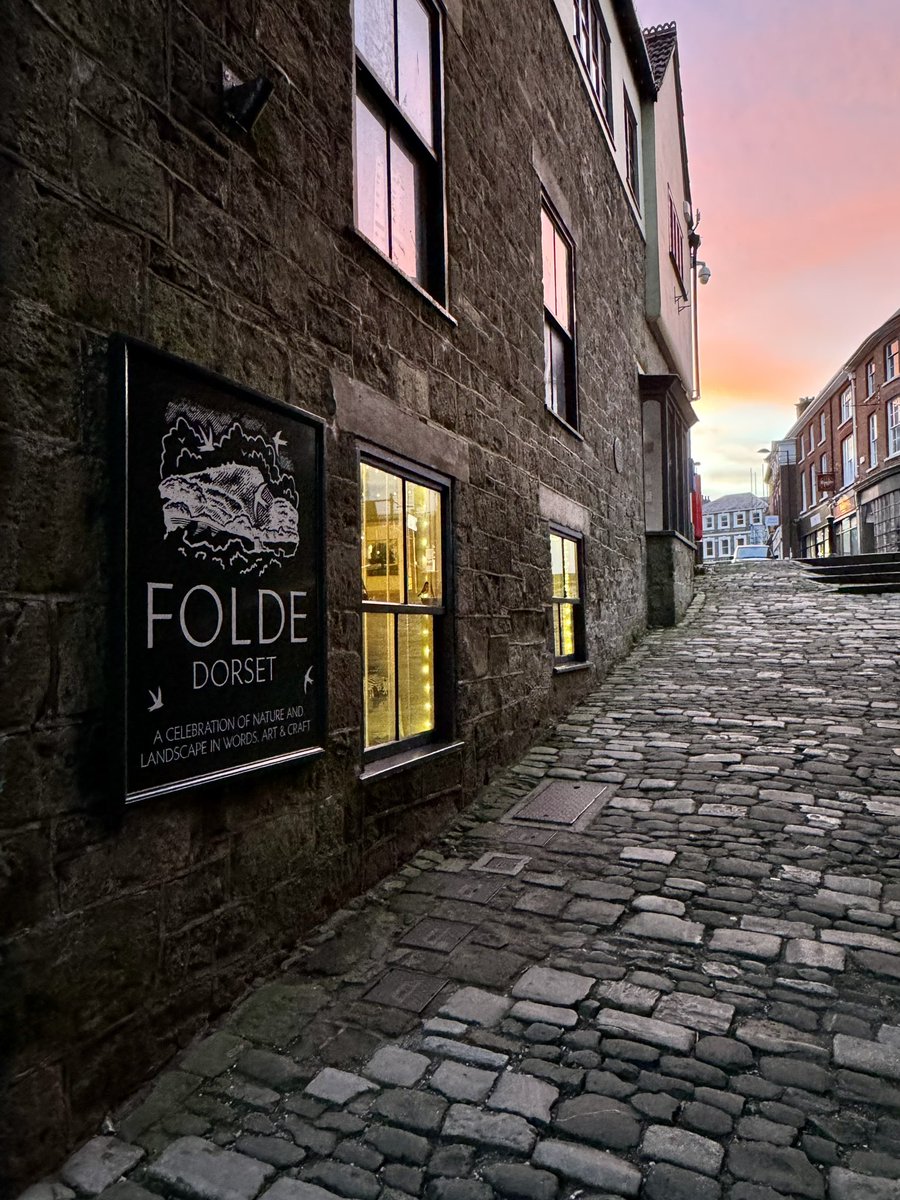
[37,563,900,1200]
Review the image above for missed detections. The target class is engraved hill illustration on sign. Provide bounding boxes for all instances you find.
[160,413,300,573]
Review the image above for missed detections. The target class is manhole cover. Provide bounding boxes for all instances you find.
[507,780,609,826]
[469,852,531,876]
[399,918,473,952]
[363,969,446,1012]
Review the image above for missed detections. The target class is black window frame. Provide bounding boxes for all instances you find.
[574,0,613,132]
[359,448,453,762]
[352,0,448,303]
[623,88,640,205]
[540,195,579,432]
[549,525,586,666]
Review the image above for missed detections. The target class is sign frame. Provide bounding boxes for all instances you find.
[112,337,327,804]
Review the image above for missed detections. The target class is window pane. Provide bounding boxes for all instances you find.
[398,613,434,738]
[550,323,567,416]
[406,481,442,604]
[541,209,555,312]
[361,463,403,603]
[354,0,396,94]
[355,94,390,255]
[554,228,570,330]
[389,133,424,282]
[553,606,562,658]
[550,533,565,598]
[397,0,433,147]
[559,602,575,657]
[364,612,396,747]
[563,538,579,599]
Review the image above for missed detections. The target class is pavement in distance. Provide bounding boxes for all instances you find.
[31,562,900,1200]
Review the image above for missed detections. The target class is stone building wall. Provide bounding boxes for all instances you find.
[0,0,652,1186]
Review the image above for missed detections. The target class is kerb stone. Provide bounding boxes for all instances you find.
[60,1137,145,1194]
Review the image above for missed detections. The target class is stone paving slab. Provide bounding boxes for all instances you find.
[22,565,900,1200]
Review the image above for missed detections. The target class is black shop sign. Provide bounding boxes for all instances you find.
[116,340,325,803]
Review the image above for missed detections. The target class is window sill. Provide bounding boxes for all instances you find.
[546,407,585,442]
[553,660,592,675]
[349,226,457,328]
[360,739,464,783]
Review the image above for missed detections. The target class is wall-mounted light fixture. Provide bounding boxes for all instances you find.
[221,65,274,134]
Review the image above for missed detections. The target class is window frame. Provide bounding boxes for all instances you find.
[668,189,686,295]
[819,412,826,444]
[549,525,586,666]
[869,412,878,467]
[885,340,899,383]
[623,88,640,204]
[574,0,613,131]
[866,360,876,397]
[839,387,852,425]
[841,433,856,487]
[889,398,900,456]
[540,195,579,431]
[352,0,448,303]
[358,447,453,762]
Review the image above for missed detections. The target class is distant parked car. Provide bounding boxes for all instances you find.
[732,545,771,563]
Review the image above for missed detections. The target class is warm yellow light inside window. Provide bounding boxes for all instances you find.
[361,464,403,603]
[364,611,396,747]
[398,614,434,739]
[406,481,442,604]
[550,533,565,599]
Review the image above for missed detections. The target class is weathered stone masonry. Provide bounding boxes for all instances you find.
[0,0,661,1187]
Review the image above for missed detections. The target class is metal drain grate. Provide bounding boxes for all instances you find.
[504,780,609,827]
[469,852,531,876]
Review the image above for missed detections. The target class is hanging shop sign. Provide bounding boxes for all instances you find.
[116,339,325,803]
[817,471,836,492]
[833,493,857,519]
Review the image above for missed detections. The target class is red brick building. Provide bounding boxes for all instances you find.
[772,308,900,557]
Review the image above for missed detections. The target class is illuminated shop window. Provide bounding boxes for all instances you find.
[550,530,584,662]
[361,458,447,753]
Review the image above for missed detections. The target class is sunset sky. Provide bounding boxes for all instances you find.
[635,0,900,500]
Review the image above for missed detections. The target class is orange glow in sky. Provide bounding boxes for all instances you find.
[636,0,900,499]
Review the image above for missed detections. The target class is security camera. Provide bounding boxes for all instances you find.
[697,261,712,285]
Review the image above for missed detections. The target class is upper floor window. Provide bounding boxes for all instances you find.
[550,530,584,662]
[752,511,762,524]
[718,512,730,529]
[353,0,445,300]
[839,387,852,424]
[810,466,817,507]
[886,339,899,383]
[841,433,856,487]
[866,360,876,396]
[623,90,639,204]
[703,514,714,530]
[808,426,816,454]
[820,452,828,474]
[574,0,612,128]
[360,456,449,756]
[668,191,686,292]
[800,470,807,510]
[541,200,578,429]
[889,398,900,456]
[799,432,805,459]
[869,413,878,467]
[819,412,826,443]
[735,512,745,526]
